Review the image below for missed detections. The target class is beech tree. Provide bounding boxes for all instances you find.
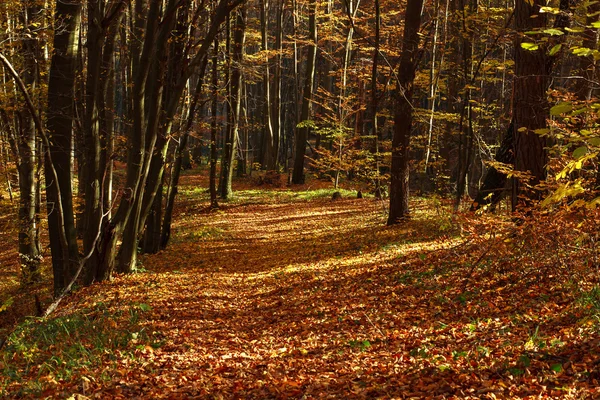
[292,0,317,184]
[387,0,424,224]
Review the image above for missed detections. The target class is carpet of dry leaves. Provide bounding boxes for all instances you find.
[1,171,600,399]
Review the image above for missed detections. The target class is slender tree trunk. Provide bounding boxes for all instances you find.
[291,0,317,184]
[141,181,162,254]
[454,0,476,209]
[370,0,382,196]
[210,36,220,208]
[259,0,276,170]
[272,0,284,167]
[17,3,42,281]
[161,60,208,248]
[220,7,246,198]
[387,0,424,224]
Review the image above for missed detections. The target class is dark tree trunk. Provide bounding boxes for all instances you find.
[161,61,208,249]
[291,0,317,184]
[512,0,550,208]
[220,7,246,199]
[272,0,284,167]
[387,0,424,224]
[45,0,82,295]
[511,0,572,208]
[259,0,276,170]
[454,0,476,209]
[141,181,163,254]
[210,36,220,209]
[472,0,571,210]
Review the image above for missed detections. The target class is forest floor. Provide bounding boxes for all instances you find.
[1,170,600,399]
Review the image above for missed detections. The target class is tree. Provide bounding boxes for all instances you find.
[0,0,44,281]
[387,0,424,224]
[292,0,317,184]
[220,6,246,199]
[45,0,82,295]
[210,34,220,209]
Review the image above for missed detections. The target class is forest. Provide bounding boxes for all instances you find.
[0,0,600,397]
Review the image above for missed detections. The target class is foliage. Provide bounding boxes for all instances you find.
[309,136,391,192]
[541,98,600,208]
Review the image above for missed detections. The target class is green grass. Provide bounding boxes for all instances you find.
[0,301,154,396]
[223,187,365,205]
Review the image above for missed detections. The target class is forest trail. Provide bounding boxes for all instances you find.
[2,173,598,398]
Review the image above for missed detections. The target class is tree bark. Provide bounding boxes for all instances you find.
[291,0,317,184]
[17,3,42,281]
[45,0,82,295]
[387,0,424,224]
[210,35,220,209]
[220,7,246,199]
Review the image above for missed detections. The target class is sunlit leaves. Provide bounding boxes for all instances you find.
[550,102,573,116]
[520,42,539,51]
[548,44,562,56]
[543,28,564,36]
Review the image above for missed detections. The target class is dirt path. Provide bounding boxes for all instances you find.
[130,198,408,398]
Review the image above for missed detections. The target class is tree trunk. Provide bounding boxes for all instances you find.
[272,0,284,167]
[45,0,82,295]
[210,36,220,209]
[220,7,246,199]
[470,121,514,210]
[259,0,276,170]
[387,0,424,224]
[17,3,42,281]
[291,0,317,184]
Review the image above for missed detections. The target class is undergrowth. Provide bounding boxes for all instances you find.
[0,301,154,397]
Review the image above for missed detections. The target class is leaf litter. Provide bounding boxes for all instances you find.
[1,172,600,398]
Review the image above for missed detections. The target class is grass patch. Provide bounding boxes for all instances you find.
[0,301,153,397]
[224,188,364,205]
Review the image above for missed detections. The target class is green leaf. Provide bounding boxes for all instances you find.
[543,28,564,36]
[0,297,13,313]
[573,146,588,159]
[550,102,573,115]
[551,363,563,372]
[296,120,316,129]
[539,6,560,13]
[533,128,550,135]
[588,137,600,146]
[573,47,594,57]
[592,21,600,28]
[520,42,539,51]
[549,44,562,56]
[509,367,524,376]
[519,354,531,367]
[137,303,151,312]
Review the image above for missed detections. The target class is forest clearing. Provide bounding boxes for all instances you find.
[1,171,599,398]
